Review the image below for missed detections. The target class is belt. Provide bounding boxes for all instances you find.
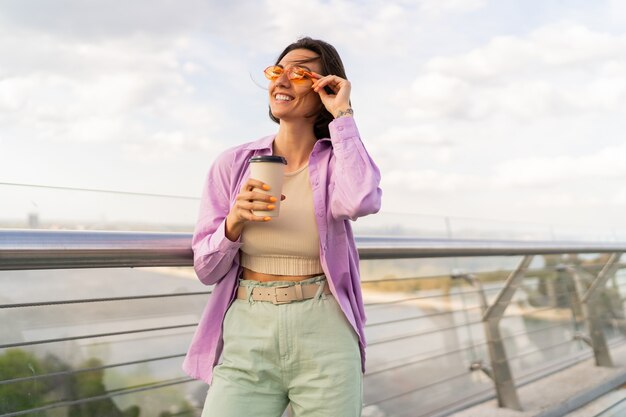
[236,282,332,305]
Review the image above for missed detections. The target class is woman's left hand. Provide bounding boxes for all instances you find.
[311,73,351,118]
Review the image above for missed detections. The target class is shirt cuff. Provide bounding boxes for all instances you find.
[329,115,359,143]
[213,218,243,252]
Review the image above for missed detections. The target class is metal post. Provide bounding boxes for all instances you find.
[561,264,586,345]
[581,253,621,304]
[567,253,621,367]
[481,255,533,411]
[452,271,483,361]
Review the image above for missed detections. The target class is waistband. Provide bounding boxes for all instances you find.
[238,273,327,288]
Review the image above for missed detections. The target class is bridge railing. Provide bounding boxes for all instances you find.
[1,229,624,417]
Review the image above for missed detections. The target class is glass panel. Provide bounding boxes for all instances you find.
[0,267,207,416]
[359,256,626,417]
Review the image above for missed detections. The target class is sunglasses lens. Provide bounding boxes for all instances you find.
[264,66,311,82]
[264,66,283,80]
[289,67,307,80]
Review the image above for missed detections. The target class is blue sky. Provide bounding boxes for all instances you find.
[2,0,626,238]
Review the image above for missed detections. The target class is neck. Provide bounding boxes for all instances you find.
[273,119,317,171]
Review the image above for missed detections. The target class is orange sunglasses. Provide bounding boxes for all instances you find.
[264,65,317,83]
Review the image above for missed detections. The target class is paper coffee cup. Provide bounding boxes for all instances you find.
[249,155,287,217]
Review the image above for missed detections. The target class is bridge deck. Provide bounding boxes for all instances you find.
[565,389,625,417]
[450,344,626,417]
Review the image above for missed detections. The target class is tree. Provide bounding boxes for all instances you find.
[0,349,47,414]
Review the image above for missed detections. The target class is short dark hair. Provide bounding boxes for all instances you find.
[269,37,348,139]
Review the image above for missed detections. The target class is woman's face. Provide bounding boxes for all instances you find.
[268,48,323,123]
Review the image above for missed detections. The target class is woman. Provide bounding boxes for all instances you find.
[184,37,382,417]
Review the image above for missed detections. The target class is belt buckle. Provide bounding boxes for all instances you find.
[272,285,292,305]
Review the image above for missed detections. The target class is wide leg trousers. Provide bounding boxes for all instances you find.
[201,275,363,417]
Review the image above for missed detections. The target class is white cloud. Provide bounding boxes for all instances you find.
[532,23,626,67]
[418,0,487,15]
[427,36,534,81]
[261,0,418,57]
[0,0,214,39]
[400,22,626,124]
[608,0,626,25]
[383,169,481,192]
[493,143,626,187]
[407,73,471,119]
[382,141,626,194]
[613,186,626,205]
[378,124,455,146]
[0,23,225,156]
[427,23,626,81]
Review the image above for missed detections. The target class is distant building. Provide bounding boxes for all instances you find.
[28,212,39,228]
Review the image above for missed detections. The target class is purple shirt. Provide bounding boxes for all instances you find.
[183,116,382,384]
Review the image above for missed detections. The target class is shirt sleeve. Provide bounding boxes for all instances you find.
[192,150,243,285]
[328,116,382,221]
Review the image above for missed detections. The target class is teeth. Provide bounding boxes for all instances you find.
[275,94,293,101]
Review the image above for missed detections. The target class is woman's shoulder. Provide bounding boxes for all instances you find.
[212,134,276,166]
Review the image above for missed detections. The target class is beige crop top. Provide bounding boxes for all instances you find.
[240,163,323,275]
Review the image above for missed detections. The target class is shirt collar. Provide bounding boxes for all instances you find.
[243,134,330,152]
[243,134,276,151]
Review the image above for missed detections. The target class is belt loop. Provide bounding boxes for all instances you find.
[246,286,255,305]
[294,283,304,301]
[315,280,326,300]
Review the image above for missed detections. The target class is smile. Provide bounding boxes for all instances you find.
[275,94,294,101]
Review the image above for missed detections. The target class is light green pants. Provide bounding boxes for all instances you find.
[202,275,363,417]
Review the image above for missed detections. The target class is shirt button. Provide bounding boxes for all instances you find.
[338,126,344,131]
[317,211,323,217]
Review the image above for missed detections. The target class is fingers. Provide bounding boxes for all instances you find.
[313,79,339,94]
[238,200,276,212]
[311,74,349,94]
[311,75,351,116]
[232,200,274,223]
[237,208,270,222]
[240,178,270,192]
[239,190,277,204]
[232,179,286,223]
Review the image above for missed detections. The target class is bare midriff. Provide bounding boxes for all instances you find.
[242,267,320,282]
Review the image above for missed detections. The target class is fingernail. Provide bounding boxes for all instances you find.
[262,184,270,191]
[264,217,271,221]
[269,196,277,202]
[267,204,275,210]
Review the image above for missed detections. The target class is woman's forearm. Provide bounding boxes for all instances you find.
[225,214,245,242]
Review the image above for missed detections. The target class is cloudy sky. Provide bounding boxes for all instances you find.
[2,0,626,238]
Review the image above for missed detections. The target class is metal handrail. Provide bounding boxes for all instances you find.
[0,229,191,270]
[356,236,626,258]
[3,229,626,270]
[0,290,212,309]
[366,343,487,378]
[364,369,474,406]
[0,323,197,349]
[0,353,186,386]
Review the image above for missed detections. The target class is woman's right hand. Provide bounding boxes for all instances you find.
[225,178,285,241]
